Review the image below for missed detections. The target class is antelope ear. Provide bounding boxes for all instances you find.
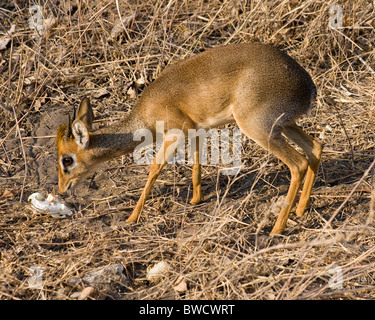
[76,97,94,130]
[72,120,90,149]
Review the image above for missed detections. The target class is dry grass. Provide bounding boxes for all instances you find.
[0,0,374,300]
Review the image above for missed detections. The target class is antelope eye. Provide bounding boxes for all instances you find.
[62,156,74,167]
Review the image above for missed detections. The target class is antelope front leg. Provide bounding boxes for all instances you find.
[126,134,183,223]
[126,160,165,223]
[190,161,202,205]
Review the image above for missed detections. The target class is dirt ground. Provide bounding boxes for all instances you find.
[0,0,374,300]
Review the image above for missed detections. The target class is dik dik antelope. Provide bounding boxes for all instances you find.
[56,43,322,235]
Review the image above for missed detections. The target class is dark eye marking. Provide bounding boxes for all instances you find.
[62,156,74,167]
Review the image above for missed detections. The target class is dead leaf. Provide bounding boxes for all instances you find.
[110,13,136,39]
[1,189,15,199]
[0,25,16,51]
[127,86,137,99]
[78,286,96,300]
[135,74,146,88]
[173,276,187,293]
[92,88,109,98]
[34,99,42,111]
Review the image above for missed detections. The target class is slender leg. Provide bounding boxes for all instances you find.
[268,137,308,235]
[126,134,183,223]
[126,159,165,223]
[233,113,308,235]
[190,136,202,205]
[283,124,322,217]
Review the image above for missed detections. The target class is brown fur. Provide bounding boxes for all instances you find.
[56,42,322,235]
